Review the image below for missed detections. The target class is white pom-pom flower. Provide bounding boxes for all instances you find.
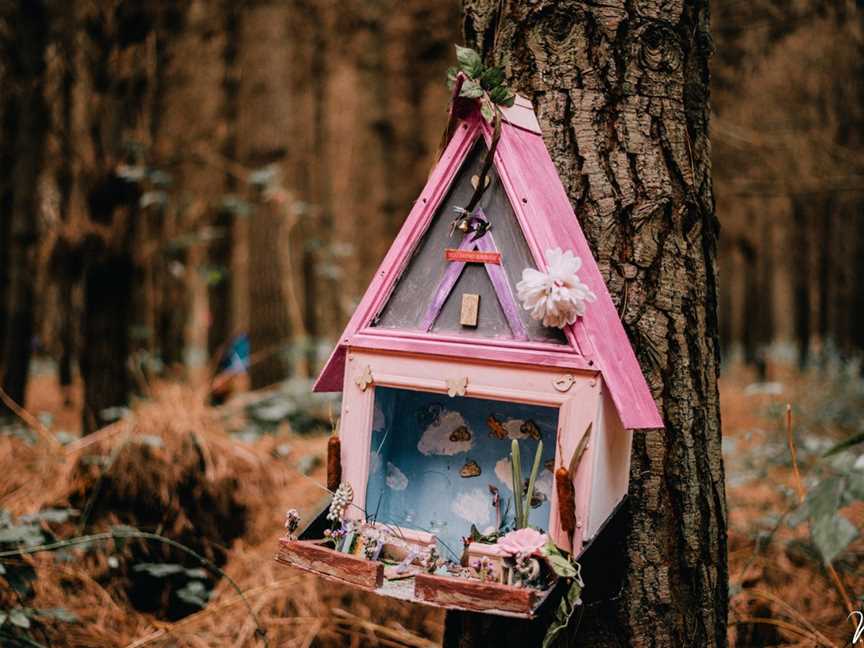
[516,248,597,328]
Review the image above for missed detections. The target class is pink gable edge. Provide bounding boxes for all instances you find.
[314,104,662,430]
[488,111,663,430]
[313,119,504,391]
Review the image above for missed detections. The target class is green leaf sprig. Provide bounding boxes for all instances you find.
[447,45,516,123]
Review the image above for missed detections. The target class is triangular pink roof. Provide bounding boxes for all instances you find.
[314,97,662,430]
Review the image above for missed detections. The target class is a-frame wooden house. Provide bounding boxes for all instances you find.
[277,95,662,617]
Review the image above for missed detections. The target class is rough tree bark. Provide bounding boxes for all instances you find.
[445,2,727,646]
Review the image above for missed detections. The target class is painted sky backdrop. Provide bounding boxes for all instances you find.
[365,386,559,559]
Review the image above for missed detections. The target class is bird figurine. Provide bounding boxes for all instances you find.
[449,207,491,241]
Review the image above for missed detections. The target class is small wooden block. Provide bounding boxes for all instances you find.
[460,293,480,327]
[276,539,383,590]
[414,573,537,615]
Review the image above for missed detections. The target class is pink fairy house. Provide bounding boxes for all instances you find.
[277,95,662,617]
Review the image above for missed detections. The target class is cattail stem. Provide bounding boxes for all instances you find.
[555,467,576,533]
[326,435,342,491]
[511,439,523,528]
[523,440,543,528]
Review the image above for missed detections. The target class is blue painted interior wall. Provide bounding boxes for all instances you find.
[365,386,559,561]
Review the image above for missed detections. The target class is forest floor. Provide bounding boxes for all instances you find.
[0,362,862,647]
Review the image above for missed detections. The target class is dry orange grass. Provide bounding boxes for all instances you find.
[722,365,864,647]
[2,378,444,647]
[2,366,862,647]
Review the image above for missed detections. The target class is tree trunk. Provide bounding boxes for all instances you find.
[237,2,294,388]
[739,238,759,371]
[151,0,227,381]
[207,0,242,359]
[718,239,733,362]
[80,174,140,432]
[447,2,727,646]
[55,2,78,403]
[853,212,864,371]
[791,199,811,370]
[0,0,49,414]
[816,200,832,366]
[757,214,773,375]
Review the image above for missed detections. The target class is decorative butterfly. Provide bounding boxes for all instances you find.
[417,402,444,427]
[449,425,472,442]
[446,377,468,397]
[520,419,542,441]
[459,459,481,478]
[486,414,508,440]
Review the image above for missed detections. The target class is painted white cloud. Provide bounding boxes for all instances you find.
[489,417,535,440]
[495,457,515,491]
[417,411,473,456]
[386,461,408,491]
[494,456,553,497]
[370,451,382,474]
[372,402,385,431]
[451,488,491,526]
[502,418,528,439]
[535,470,553,498]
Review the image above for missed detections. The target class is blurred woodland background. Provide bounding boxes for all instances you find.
[0,1,863,647]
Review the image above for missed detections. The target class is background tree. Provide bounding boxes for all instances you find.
[444,2,727,646]
[0,0,50,415]
[236,1,296,388]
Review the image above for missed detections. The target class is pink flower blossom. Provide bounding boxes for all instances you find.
[497,527,548,556]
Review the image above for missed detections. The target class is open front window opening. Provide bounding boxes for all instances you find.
[365,386,560,560]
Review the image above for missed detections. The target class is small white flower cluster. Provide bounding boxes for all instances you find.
[284,508,300,529]
[516,248,597,328]
[327,482,354,522]
[283,509,301,540]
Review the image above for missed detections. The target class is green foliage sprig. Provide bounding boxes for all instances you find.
[540,542,584,648]
[447,45,515,123]
[510,438,544,529]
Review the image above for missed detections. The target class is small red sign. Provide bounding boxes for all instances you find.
[445,249,501,264]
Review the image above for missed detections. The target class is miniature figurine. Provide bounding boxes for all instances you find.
[470,556,495,582]
[395,548,420,574]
